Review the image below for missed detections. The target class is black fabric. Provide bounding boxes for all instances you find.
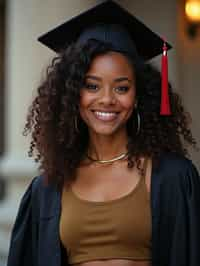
[7,152,200,266]
[38,0,172,60]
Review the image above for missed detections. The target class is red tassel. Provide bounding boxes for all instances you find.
[160,41,171,115]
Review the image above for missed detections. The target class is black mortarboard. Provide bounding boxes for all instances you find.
[38,0,171,60]
[38,0,172,115]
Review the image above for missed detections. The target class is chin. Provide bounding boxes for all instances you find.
[89,125,125,137]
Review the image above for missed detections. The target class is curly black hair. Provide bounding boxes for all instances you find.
[23,39,197,188]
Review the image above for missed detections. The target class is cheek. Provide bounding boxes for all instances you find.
[120,91,136,111]
[79,92,96,121]
[79,92,94,109]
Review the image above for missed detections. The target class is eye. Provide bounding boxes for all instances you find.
[84,83,99,91]
[115,86,129,93]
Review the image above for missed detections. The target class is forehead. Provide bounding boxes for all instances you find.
[86,51,135,77]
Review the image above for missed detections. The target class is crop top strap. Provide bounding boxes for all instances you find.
[133,157,148,188]
[141,157,149,181]
[140,157,151,199]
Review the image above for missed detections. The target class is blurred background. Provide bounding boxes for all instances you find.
[0,0,200,265]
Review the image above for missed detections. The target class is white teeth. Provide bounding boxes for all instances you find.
[93,111,118,121]
[95,111,116,117]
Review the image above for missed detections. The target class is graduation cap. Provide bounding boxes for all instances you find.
[38,0,172,115]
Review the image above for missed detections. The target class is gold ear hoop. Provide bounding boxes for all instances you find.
[136,110,141,135]
[74,116,79,133]
[134,100,140,135]
[134,108,141,135]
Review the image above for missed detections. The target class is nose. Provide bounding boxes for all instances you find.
[99,87,116,105]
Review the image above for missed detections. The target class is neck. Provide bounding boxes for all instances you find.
[87,130,128,161]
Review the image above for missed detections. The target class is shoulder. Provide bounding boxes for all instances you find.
[26,175,60,219]
[29,175,46,200]
[31,175,58,195]
[158,152,191,170]
[156,152,197,175]
[155,152,200,194]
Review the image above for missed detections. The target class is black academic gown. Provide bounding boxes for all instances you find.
[7,152,200,266]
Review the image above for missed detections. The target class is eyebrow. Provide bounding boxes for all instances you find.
[85,75,133,83]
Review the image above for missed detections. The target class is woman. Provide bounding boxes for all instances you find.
[7,1,200,266]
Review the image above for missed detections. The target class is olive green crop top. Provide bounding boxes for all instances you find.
[60,173,152,264]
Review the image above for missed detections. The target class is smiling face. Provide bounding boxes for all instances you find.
[79,51,136,138]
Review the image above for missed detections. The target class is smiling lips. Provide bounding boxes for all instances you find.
[92,110,119,121]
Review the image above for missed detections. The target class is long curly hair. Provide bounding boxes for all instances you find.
[23,39,197,188]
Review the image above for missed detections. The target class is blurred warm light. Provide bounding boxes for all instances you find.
[185,0,200,22]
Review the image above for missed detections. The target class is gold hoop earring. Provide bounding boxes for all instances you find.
[74,116,79,133]
[135,109,141,135]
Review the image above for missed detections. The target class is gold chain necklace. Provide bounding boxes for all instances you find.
[86,152,128,164]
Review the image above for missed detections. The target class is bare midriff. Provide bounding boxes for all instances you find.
[73,259,151,266]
